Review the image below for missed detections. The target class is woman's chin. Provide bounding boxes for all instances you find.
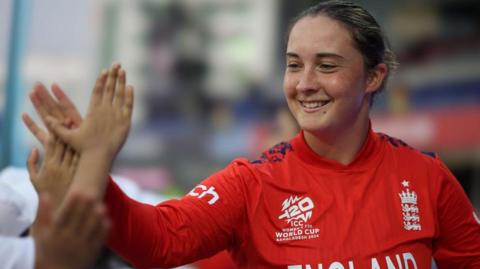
[299,121,330,134]
[298,116,343,137]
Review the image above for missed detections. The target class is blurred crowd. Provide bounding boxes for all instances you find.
[0,0,479,267]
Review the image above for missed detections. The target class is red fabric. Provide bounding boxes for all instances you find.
[105,127,480,269]
[194,250,237,269]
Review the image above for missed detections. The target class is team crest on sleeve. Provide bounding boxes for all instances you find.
[275,195,320,242]
[398,180,422,231]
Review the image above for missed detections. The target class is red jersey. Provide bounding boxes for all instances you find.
[105,128,480,269]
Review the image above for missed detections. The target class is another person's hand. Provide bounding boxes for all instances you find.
[26,135,78,207]
[32,193,109,269]
[22,83,83,146]
[45,64,134,159]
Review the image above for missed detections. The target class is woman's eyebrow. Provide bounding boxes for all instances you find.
[315,52,345,60]
[286,52,345,60]
[286,52,299,58]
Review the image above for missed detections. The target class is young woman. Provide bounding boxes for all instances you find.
[25,1,480,268]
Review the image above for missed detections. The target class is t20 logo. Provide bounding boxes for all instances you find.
[278,195,314,226]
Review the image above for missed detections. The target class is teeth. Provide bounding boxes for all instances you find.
[300,101,329,109]
[304,102,321,108]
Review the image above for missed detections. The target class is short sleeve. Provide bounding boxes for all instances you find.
[432,161,480,268]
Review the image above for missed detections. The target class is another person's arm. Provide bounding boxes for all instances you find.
[31,193,110,269]
[0,193,109,269]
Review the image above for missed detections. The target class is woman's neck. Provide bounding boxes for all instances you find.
[303,106,370,166]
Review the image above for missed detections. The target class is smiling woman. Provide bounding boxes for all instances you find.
[283,7,389,165]
[285,17,377,161]
[24,1,480,269]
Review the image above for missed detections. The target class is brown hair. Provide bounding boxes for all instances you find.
[286,0,398,99]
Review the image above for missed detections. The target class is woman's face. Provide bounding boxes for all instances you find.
[283,15,379,136]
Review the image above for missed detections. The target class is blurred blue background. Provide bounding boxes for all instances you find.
[1,1,479,268]
[0,0,479,214]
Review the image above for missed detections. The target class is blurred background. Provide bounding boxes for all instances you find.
[0,0,479,268]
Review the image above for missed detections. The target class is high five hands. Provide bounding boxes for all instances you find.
[23,63,134,198]
[46,64,134,158]
[22,63,135,269]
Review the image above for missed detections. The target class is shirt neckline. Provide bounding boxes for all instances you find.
[291,124,383,172]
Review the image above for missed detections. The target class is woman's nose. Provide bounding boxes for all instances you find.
[296,69,319,93]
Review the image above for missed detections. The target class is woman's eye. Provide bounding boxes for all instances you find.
[319,63,337,70]
[287,63,300,69]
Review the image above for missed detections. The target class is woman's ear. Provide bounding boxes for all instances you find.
[365,63,388,94]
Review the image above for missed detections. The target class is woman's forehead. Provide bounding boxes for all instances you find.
[287,15,355,56]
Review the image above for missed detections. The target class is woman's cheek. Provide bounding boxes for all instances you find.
[283,77,297,96]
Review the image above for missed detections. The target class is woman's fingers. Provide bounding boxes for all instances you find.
[63,146,74,166]
[89,69,108,108]
[113,69,126,108]
[124,85,134,119]
[51,83,83,126]
[26,148,40,181]
[52,136,66,163]
[103,64,121,104]
[31,83,65,125]
[45,116,75,148]
[22,113,48,146]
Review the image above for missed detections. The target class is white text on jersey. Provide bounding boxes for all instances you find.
[287,251,418,269]
[188,185,219,205]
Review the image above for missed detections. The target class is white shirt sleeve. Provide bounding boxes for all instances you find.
[0,236,35,269]
[0,181,32,236]
[0,167,39,236]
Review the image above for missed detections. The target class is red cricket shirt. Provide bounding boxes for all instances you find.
[105,127,480,269]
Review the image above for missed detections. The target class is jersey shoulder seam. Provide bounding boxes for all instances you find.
[249,141,294,165]
[377,132,439,160]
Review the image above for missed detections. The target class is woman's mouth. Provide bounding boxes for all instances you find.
[299,100,331,112]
